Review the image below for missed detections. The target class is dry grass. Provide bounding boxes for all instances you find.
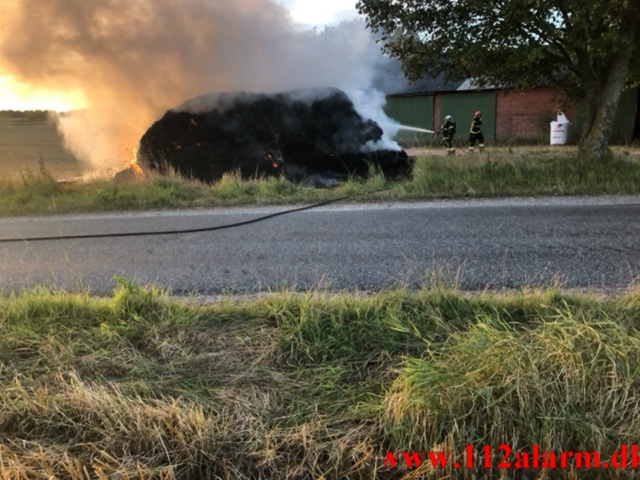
[2,280,640,478]
[1,149,640,217]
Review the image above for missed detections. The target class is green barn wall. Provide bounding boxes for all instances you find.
[383,95,434,143]
[439,92,496,142]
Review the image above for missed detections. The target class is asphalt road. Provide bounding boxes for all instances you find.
[1,196,639,295]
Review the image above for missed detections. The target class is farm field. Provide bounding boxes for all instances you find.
[2,115,640,183]
[0,117,84,181]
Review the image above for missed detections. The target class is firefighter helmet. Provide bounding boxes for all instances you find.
[445,115,452,122]
[474,110,481,118]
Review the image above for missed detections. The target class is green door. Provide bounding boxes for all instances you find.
[384,95,434,144]
[439,92,496,142]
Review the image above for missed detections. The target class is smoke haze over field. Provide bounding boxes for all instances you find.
[0,0,391,173]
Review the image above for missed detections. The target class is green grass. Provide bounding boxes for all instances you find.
[1,149,640,217]
[2,280,640,478]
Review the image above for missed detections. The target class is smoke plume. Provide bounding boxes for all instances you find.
[0,0,392,174]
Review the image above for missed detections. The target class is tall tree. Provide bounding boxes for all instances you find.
[356,0,640,160]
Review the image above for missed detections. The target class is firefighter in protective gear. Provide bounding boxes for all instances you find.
[469,110,484,152]
[441,115,456,155]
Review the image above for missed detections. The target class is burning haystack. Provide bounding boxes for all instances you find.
[137,87,412,185]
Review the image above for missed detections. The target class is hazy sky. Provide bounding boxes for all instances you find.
[0,0,362,111]
[280,0,359,27]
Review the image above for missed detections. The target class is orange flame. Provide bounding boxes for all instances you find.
[128,147,144,176]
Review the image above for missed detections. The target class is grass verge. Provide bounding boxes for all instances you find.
[2,280,640,478]
[1,149,640,216]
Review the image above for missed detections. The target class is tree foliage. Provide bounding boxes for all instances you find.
[357,0,640,160]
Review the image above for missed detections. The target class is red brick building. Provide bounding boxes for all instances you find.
[495,87,574,140]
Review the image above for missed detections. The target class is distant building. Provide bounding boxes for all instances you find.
[374,58,640,144]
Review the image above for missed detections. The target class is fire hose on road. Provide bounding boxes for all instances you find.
[0,188,392,244]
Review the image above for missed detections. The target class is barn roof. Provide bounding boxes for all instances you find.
[372,58,464,95]
[373,58,503,95]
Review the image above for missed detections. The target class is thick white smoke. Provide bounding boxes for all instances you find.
[347,89,402,151]
[0,0,397,174]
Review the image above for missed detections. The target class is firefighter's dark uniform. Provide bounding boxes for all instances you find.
[469,115,484,151]
[442,118,456,155]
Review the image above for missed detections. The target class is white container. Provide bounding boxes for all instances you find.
[550,111,571,145]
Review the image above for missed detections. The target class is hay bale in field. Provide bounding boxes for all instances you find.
[137,87,412,184]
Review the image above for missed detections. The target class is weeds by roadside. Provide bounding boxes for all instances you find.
[1,150,640,217]
[2,280,640,478]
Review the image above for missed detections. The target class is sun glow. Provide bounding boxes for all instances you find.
[0,75,87,112]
